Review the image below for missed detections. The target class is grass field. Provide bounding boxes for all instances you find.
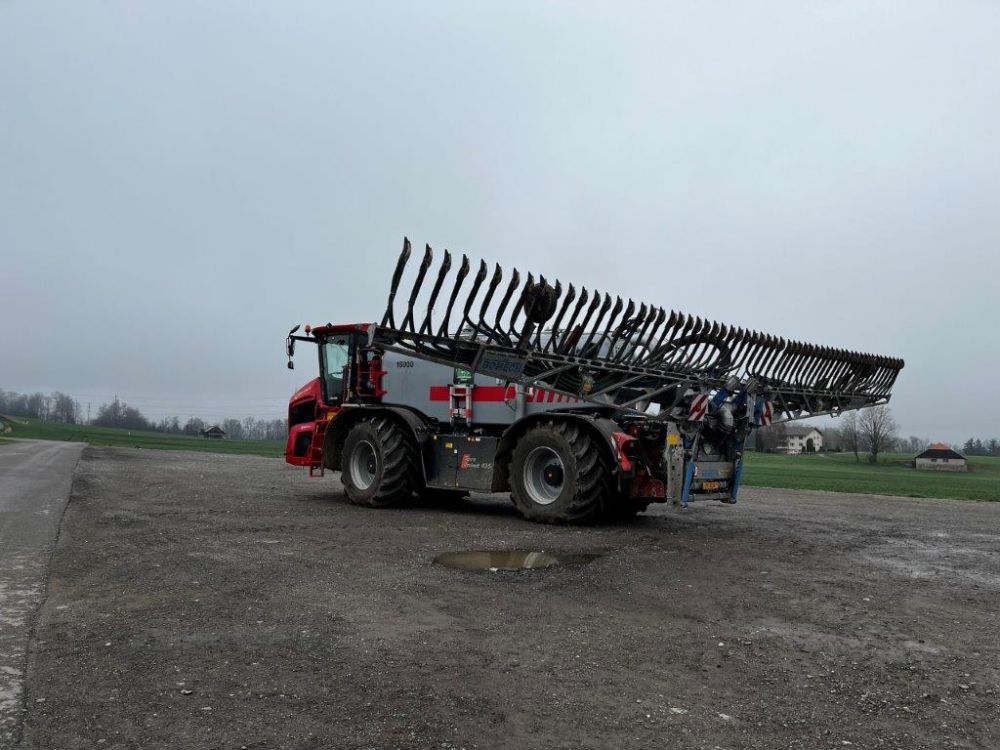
[4,420,997,501]
[2,419,284,457]
[743,451,1000,502]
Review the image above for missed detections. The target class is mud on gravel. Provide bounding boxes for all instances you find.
[17,447,1000,749]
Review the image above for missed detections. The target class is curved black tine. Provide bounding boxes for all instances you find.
[572,289,604,355]
[476,263,504,339]
[648,310,681,361]
[667,314,697,366]
[580,293,613,354]
[382,237,412,327]
[606,298,636,357]
[508,272,534,339]
[627,305,663,363]
[460,259,489,336]
[401,243,433,332]
[419,248,452,335]
[492,268,521,341]
[545,282,576,352]
[558,287,589,353]
[438,254,470,337]
[593,296,625,355]
[615,302,648,362]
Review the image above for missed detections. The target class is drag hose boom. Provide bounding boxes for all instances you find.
[371,237,904,426]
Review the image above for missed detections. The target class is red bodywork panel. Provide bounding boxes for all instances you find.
[285,377,336,468]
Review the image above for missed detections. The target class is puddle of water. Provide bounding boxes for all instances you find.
[434,550,600,571]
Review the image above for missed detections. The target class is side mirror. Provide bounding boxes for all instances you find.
[286,324,300,369]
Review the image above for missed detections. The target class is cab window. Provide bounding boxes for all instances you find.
[322,336,351,402]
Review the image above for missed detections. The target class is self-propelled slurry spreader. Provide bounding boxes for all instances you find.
[284,239,903,523]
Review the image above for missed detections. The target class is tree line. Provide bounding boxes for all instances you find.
[962,438,1000,456]
[0,390,285,442]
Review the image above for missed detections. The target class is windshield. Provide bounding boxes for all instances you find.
[323,337,350,402]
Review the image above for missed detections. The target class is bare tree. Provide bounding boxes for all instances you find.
[840,411,862,461]
[753,422,788,452]
[859,406,898,463]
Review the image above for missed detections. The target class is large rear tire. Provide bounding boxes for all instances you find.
[510,421,615,524]
[341,417,420,507]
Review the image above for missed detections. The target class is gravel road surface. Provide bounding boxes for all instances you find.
[14,447,1000,750]
[0,440,83,747]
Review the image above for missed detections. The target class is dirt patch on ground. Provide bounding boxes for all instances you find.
[18,447,1000,749]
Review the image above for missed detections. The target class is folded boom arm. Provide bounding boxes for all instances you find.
[370,238,904,425]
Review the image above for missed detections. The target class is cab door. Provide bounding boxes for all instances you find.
[319,334,354,405]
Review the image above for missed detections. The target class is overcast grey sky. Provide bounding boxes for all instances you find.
[2,1,998,440]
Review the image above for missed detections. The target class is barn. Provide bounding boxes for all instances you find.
[914,443,967,471]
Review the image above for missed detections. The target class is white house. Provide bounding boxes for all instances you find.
[779,426,824,454]
[914,443,967,471]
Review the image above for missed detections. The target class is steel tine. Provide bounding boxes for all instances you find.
[760,336,787,379]
[730,329,757,373]
[690,319,722,369]
[476,263,504,338]
[724,324,744,372]
[810,346,837,386]
[418,249,452,335]
[508,272,534,338]
[874,357,901,395]
[797,344,825,385]
[605,298,637,358]
[772,340,803,383]
[789,344,817,385]
[730,328,759,372]
[626,303,659,363]
[745,333,772,376]
[492,268,521,342]
[382,236,412,327]
[401,243,433,332]
[580,293,613,354]
[558,287,589,354]
[696,321,726,370]
[685,317,714,368]
[645,310,677,361]
[545,282,575,352]
[651,310,685,362]
[597,297,625,354]
[614,302,649,362]
[752,334,780,377]
[628,305,663,363]
[669,315,700,367]
[665,314,697,366]
[460,259,489,336]
[800,345,829,387]
[572,291,604,355]
[815,348,841,389]
[438,253,470,337]
[706,323,736,373]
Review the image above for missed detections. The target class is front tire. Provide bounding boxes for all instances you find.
[510,421,616,524]
[341,417,420,507]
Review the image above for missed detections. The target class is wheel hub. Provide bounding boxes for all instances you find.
[523,446,565,506]
[349,440,378,491]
